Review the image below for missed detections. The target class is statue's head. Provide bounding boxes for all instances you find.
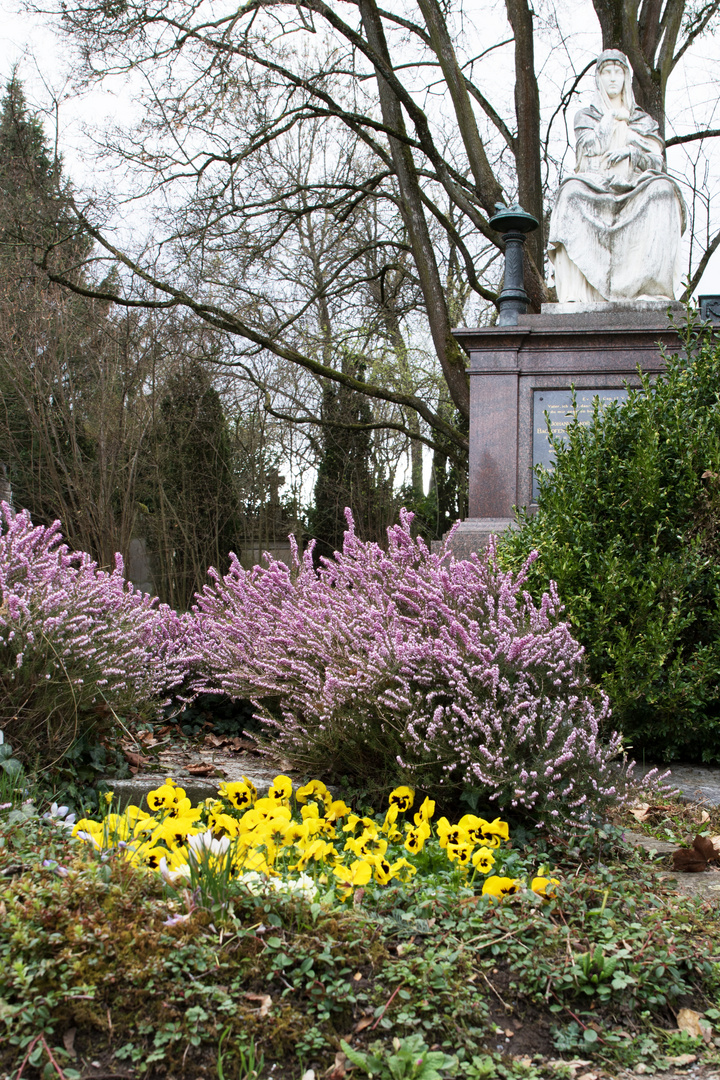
[595,49,634,113]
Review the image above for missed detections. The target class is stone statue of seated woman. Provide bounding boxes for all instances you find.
[547,49,686,304]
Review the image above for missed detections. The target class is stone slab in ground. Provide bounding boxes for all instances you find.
[623,828,720,902]
[634,763,720,807]
[104,745,300,809]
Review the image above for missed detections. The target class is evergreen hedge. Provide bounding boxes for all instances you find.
[499,316,720,762]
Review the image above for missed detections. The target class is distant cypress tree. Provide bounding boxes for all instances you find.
[0,77,94,534]
[0,75,87,270]
[147,361,240,608]
[308,365,394,561]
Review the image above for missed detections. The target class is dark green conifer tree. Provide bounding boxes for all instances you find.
[147,361,240,608]
[308,366,394,561]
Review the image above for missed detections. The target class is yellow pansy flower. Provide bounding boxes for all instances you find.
[345,830,388,860]
[268,775,293,803]
[208,812,240,839]
[457,814,488,845]
[292,838,337,871]
[220,779,257,810]
[238,808,263,832]
[240,849,275,876]
[388,786,414,813]
[446,840,474,866]
[389,857,417,882]
[471,847,496,874]
[531,876,560,899]
[436,817,471,849]
[371,858,394,885]
[296,779,329,805]
[482,876,522,901]
[404,821,431,855]
[126,842,167,870]
[480,818,510,845]
[414,797,435,825]
[146,784,176,813]
[285,820,314,845]
[326,800,352,822]
[342,814,376,835]
[166,796,200,820]
[72,818,104,846]
[263,815,294,847]
[333,859,373,889]
[254,796,284,818]
[153,816,201,850]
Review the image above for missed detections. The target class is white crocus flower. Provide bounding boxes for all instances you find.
[187,830,230,858]
[159,856,191,885]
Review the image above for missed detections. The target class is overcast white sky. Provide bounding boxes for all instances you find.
[2,0,720,296]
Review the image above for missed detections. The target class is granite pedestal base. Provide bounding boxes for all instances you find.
[446,305,684,558]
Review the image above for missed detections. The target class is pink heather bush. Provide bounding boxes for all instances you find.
[0,504,187,765]
[191,510,624,826]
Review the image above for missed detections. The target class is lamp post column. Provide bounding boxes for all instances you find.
[489,203,540,326]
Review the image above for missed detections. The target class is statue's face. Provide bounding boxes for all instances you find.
[598,61,626,98]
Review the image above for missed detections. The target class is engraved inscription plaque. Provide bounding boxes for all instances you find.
[533,388,630,500]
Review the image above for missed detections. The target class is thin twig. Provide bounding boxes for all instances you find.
[479,970,512,1012]
[463,927,526,949]
[370,983,405,1029]
[15,1034,40,1080]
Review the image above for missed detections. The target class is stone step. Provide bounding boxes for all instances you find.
[105,769,283,811]
[99,744,300,810]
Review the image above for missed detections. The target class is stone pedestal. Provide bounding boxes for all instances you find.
[448,304,684,556]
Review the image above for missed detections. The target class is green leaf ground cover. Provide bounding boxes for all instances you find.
[2,801,720,1080]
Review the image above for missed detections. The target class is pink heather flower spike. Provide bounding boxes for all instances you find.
[188,508,623,828]
[0,504,189,751]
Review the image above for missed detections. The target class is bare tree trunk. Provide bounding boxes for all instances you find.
[506,0,544,272]
[359,0,469,420]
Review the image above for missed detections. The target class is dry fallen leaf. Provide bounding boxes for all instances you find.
[62,1029,77,1056]
[666,1054,698,1067]
[677,1007,710,1040]
[562,1060,592,1075]
[354,1015,374,1033]
[673,834,720,872]
[185,763,226,777]
[123,750,148,769]
[243,992,272,1018]
[352,972,363,981]
[504,1029,515,1038]
[203,733,226,748]
[576,1072,598,1080]
[630,802,651,822]
[699,810,710,823]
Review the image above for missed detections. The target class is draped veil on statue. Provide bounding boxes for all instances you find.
[547,50,686,303]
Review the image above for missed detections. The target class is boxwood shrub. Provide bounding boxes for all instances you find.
[499,316,720,762]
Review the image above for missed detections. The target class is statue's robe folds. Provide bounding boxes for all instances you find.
[548,105,686,303]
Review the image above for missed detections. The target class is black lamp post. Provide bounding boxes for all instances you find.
[489,202,539,326]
